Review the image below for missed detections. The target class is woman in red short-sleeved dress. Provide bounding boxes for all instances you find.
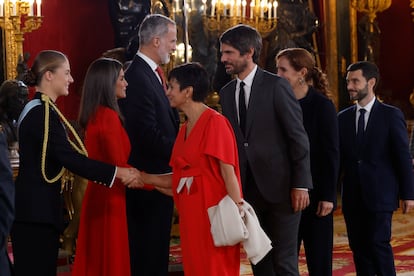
[167,63,243,276]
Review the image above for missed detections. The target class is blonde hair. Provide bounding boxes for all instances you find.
[23,50,68,87]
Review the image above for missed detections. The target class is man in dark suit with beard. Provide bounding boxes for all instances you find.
[338,61,414,275]
[119,14,179,276]
[219,24,313,276]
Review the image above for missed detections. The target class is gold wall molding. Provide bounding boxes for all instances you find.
[323,0,338,109]
[411,0,414,22]
[350,2,358,64]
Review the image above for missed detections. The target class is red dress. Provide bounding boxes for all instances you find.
[72,106,131,276]
[170,108,242,276]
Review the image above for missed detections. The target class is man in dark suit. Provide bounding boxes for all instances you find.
[0,128,14,276]
[338,61,414,276]
[119,14,179,276]
[219,24,313,276]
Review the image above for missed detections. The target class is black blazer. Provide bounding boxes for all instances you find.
[119,55,179,173]
[0,129,14,276]
[219,68,312,203]
[300,88,339,208]
[15,92,116,230]
[338,99,414,212]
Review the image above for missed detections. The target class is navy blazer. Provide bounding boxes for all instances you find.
[119,55,179,173]
[0,129,14,276]
[219,68,312,203]
[300,88,339,207]
[338,99,414,212]
[15,92,116,230]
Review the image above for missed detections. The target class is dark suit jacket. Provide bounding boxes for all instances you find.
[119,55,179,173]
[338,99,414,212]
[219,68,312,203]
[300,87,339,208]
[15,92,116,230]
[0,129,14,276]
[119,54,179,276]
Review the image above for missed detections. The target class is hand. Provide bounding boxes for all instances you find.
[291,189,310,213]
[316,201,334,217]
[116,167,144,188]
[402,200,414,214]
[127,168,145,189]
[235,201,245,217]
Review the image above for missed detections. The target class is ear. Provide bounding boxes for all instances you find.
[44,71,54,81]
[368,77,376,89]
[185,86,193,97]
[299,67,308,78]
[247,47,255,59]
[153,36,160,48]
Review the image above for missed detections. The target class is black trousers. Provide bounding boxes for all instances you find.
[126,189,173,276]
[244,166,301,276]
[298,206,333,276]
[344,206,395,276]
[11,222,60,276]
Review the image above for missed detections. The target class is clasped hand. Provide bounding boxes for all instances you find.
[117,167,144,188]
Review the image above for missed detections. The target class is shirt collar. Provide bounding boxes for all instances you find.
[237,65,257,87]
[137,51,158,71]
[357,96,375,114]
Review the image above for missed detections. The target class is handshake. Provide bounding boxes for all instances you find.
[116,167,172,195]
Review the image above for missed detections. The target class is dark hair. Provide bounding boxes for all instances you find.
[0,80,28,119]
[346,61,380,90]
[219,24,262,64]
[139,14,176,46]
[276,47,331,98]
[168,62,209,103]
[78,58,124,129]
[23,50,68,87]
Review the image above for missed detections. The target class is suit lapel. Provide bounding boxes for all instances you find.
[351,105,358,141]
[348,105,359,155]
[354,99,379,154]
[222,80,247,141]
[244,69,263,137]
[225,81,239,127]
[136,56,165,94]
[136,56,179,128]
[363,99,379,144]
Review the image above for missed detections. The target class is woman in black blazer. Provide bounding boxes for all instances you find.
[11,50,142,276]
[276,48,340,276]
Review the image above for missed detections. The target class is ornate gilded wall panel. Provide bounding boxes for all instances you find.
[323,0,338,109]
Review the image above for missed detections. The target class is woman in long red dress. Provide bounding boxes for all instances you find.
[72,58,133,276]
[73,57,172,276]
[167,63,243,276]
